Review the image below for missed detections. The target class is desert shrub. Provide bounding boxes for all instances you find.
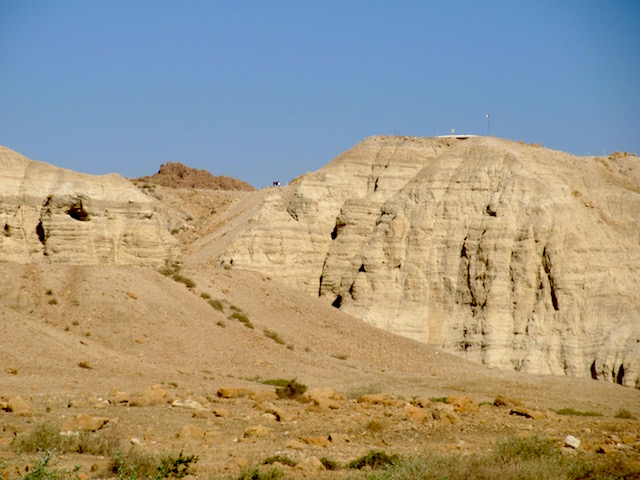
[263,329,286,345]
[429,397,448,403]
[262,379,290,387]
[332,353,348,360]
[230,311,254,329]
[216,320,226,328]
[360,440,640,480]
[236,467,284,480]
[275,378,308,399]
[77,361,92,369]
[493,436,557,462]
[48,298,58,305]
[319,457,340,470]
[14,423,121,457]
[111,450,197,479]
[200,292,211,299]
[555,407,602,417]
[613,408,636,419]
[157,451,198,478]
[208,298,224,311]
[172,274,196,289]
[14,423,75,454]
[229,304,242,312]
[21,452,81,480]
[263,454,297,467]
[348,450,398,470]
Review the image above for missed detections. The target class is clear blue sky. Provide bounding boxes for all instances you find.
[1,1,639,188]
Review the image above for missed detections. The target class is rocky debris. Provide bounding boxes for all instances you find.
[565,435,581,449]
[244,424,270,438]
[295,456,325,471]
[131,385,171,406]
[136,161,255,191]
[108,388,132,405]
[0,146,178,265]
[177,423,206,441]
[1,395,34,416]
[217,387,256,399]
[218,136,640,387]
[63,414,109,432]
[299,388,344,410]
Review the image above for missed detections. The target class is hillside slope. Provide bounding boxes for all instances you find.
[217,136,640,387]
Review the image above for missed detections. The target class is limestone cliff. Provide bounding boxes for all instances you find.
[218,136,640,387]
[0,146,177,265]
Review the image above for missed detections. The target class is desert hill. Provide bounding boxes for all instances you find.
[216,136,640,388]
[0,144,639,478]
[136,161,255,191]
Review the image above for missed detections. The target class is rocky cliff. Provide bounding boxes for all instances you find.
[0,146,177,265]
[218,136,640,387]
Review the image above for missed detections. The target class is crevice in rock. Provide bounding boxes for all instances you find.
[358,264,366,272]
[330,224,338,240]
[318,275,323,297]
[331,295,342,308]
[485,204,497,217]
[542,246,559,311]
[590,360,598,380]
[36,221,47,248]
[3,223,10,237]
[616,364,625,385]
[67,200,90,221]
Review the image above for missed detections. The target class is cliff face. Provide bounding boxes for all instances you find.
[0,146,177,265]
[219,136,640,387]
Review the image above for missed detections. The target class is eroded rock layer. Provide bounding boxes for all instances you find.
[219,136,640,387]
[0,146,177,265]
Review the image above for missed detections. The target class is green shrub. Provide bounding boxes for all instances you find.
[172,274,196,289]
[111,450,197,479]
[555,407,602,417]
[21,452,81,480]
[319,457,340,470]
[348,450,398,470]
[262,379,290,387]
[236,467,284,480]
[275,378,308,399]
[208,299,224,311]
[157,451,198,478]
[263,454,297,467]
[14,423,120,457]
[264,329,286,345]
[614,408,636,419]
[230,311,254,329]
[493,436,557,462]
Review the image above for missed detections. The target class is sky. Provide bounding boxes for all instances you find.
[1,1,639,188]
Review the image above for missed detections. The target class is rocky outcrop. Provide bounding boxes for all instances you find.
[218,136,640,387]
[0,146,177,265]
[136,161,256,191]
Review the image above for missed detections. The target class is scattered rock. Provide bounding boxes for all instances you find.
[131,385,170,406]
[3,396,34,416]
[494,395,523,408]
[63,414,109,432]
[302,436,330,447]
[285,439,307,450]
[217,387,255,399]
[244,425,270,438]
[295,456,325,472]
[108,389,131,405]
[564,435,581,449]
